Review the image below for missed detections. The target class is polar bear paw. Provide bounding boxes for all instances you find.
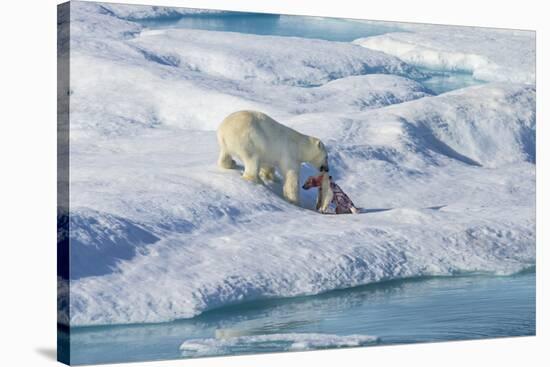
[242,173,260,183]
[260,167,279,183]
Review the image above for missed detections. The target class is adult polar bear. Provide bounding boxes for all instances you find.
[217,110,329,205]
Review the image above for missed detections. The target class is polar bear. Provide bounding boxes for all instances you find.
[217,110,329,205]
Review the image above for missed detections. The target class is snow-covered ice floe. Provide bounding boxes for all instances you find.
[353,24,535,84]
[179,333,378,357]
[62,2,535,327]
[97,2,228,20]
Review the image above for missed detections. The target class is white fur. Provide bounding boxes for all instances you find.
[316,173,333,213]
[217,110,328,204]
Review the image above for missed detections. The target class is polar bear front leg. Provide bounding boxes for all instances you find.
[283,169,300,205]
[242,156,260,182]
[319,188,333,213]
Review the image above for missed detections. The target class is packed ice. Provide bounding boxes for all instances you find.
[61,2,536,326]
[179,333,378,357]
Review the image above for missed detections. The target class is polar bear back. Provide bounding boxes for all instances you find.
[218,110,306,166]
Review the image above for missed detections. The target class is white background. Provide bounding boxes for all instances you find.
[0,0,547,365]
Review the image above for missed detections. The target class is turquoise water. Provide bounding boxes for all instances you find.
[137,12,399,42]
[416,68,485,95]
[68,272,535,364]
[136,12,485,94]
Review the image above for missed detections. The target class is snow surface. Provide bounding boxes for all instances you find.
[179,333,378,357]
[63,2,536,327]
[353,25,535,84]
[97,1,227,20]
[132,28,425,86]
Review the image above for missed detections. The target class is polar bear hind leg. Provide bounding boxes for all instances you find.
[259,166,278,182]
[217,148,236,169]
[217,133,236,169]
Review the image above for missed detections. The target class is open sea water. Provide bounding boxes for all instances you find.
[67,272,535,364]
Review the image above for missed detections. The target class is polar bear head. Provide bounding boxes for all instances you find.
[302,137,329,172]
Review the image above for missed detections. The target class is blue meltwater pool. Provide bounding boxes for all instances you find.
[135,12,485,94]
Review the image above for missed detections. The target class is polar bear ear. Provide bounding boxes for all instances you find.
[317,140,324,149]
